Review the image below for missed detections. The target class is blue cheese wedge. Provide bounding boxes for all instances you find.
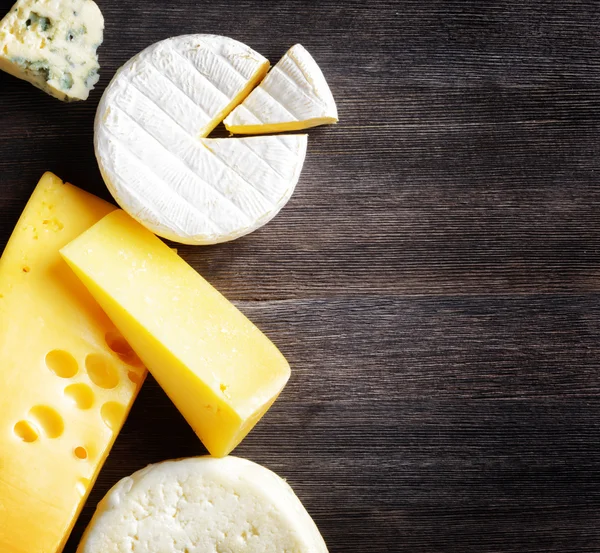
[224,44,338,134]
[95,34,307,245]
[0,0,104,101]
[77,457,329,553]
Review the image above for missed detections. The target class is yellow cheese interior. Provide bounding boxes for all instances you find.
[0,173,146,553]
[199,59,270,137]
[224,117,338,135]
[60,210,290,457]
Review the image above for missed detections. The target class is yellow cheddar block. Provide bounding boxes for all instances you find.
[0,173,146,553]
[60,210,290,457]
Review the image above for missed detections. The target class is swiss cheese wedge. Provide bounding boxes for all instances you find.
[60,210,291,457]
[94,34,308,245]
[224,44,338,134]
[0,173,145,553]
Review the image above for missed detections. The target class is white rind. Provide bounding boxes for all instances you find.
[95,34,308,245]
[224,43,338,132]
[77,456,329,553]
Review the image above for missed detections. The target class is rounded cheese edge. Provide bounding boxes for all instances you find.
[287,44,338,120]
[224,43,338,133]
[77,456,328,553]
[94,132,308,245]
[94,35,307,245]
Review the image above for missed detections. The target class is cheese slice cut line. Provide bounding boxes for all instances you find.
[147,53,230,117]
[105,103,252,216]
[104,102,270,219]
[106,92,275,210]
[258,85,299,119]
[224,43,338,134]
[275,62,330,109]
[234,138,288,179]
[98,130,227,235]
[128,66,212,135]
[171,48,233,99]
[167,40,267,137]
[145,62,215,119]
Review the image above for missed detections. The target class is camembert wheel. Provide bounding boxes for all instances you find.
[94,34,308,245]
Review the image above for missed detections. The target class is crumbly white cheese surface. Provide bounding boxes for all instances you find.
[0,0,103,101]
[77,457,329,553]
[224,44,338,134]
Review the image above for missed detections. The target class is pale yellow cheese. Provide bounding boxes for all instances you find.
[0,173,146,553]
[60,210,290,457]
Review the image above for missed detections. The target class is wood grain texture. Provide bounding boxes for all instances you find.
[1,0,600,552]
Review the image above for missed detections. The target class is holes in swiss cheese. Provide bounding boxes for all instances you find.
[14,420,38,442]
[46,349,78,378]
[64,383,94,410]
[101,402,125,431]
[14,405,64,442]
[29,405,64,439]
[105,330,144,368]
[76,478,90,496]
[85,353,119,389]
[105,331,132,355]
[127,370,142,384]
[74,446,88,460]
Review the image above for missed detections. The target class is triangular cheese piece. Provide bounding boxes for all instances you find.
[60,211,291,457]
[224,44,338,134]
[0,0,104,101]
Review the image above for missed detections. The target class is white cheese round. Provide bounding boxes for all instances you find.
[77,456,328,553]
[94,34,307,245]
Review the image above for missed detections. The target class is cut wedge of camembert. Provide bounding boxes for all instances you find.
[0,0,104,101]
[224,44,338,135]
[95,34,307,245]
[77,457,329,553]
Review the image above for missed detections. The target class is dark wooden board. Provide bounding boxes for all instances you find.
[1,1,600,551]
